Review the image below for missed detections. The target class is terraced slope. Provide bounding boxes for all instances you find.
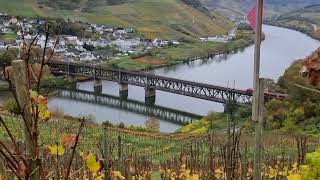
[0,0,234,39]
[266,4,320,40]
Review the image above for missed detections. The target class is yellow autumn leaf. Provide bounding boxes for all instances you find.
[95,174,104,180]
[214,168,223,174]
[40,110,51,122]
[86,153,101,174]
[80,151,85,158]
[191,174,199,180]
[114,171,125,179]
[48,145,65,156]
[292,162,298,168]
[287,174,302,180]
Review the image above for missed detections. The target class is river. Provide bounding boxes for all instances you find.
[48,25,319,132]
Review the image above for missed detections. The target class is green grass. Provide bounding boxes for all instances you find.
[101,56,152,71]
[0,32,17,41]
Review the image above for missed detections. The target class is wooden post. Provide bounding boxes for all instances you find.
[252,0,264,179]
[253,78,265,180]
[252,0,264,123]
[12,60,40,180]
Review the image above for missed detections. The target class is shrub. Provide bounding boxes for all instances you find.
[118,122,125,128]
[102,120,113,127]
[4,98,19,114]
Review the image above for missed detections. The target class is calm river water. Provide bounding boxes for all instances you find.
[48,25,319,132]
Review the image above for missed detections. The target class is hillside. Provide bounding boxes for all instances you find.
[201,0,319,17]
[266,4,320,40]
[0,0,234,40]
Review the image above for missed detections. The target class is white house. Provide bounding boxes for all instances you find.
[104,27,114,33]
[172,40,180,45]
[59,40,66,46]
[3,21,10,27]
[25,34,33,40]
[112,38,140,52]
[9,18,18,24]
[64,36,78,45]
[79,52,96,61]
[76,39,84,46]
[65,52,78,58]
[17,31,22,36]
[113,30,126,38]
[1,27,12,33]
[153,38,166,47]
[75,45,86,52]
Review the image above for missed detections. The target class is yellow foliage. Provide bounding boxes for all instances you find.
[111,171,125,180]
[86,153,101,174]
[287,174,302,180]
[48,145,65,156]
[30,90,51,122]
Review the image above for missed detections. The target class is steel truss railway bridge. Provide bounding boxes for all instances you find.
[48,62,253,105]
[58,89,203,125]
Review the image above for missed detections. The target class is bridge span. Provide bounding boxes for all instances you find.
[48,62,253,105]
[57,89,203,125]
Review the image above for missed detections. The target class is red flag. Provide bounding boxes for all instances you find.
[247,5,257,31]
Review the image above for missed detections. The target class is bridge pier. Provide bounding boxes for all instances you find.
[67,75,76,83]
[94,79,102,94]
[145,86,156,105]
[67,75,78,90]
[119,83,128,99]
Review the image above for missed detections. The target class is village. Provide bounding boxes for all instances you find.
[0,13,183,64]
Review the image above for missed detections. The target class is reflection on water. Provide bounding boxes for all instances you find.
[49,87,200,133]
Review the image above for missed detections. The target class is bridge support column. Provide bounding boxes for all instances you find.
[67,75,76,83]
[94,79,102,94]
[145,86,156,105]
[119,83,128,99]
[67,75,78,89]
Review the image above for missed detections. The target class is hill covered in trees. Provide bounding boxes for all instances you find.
[265,4,320,40]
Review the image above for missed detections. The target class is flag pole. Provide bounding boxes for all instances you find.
[253,0,264,179]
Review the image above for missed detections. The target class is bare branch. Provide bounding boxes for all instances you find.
[65,118,86,179]
[0,116,23,159]
[36,26,49,92]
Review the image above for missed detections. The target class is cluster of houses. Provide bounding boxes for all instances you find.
[0,13,182,63]
[199,28,237,43]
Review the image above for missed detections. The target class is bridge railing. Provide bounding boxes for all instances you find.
[48,62,253,105]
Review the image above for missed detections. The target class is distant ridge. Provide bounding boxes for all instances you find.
[201,0,319,17]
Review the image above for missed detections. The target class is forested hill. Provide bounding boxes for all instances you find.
[265,4,320,40]
[0,0,233,40]
[201,0,319,17]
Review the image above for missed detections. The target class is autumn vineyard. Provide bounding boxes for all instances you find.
[0,11,319,180]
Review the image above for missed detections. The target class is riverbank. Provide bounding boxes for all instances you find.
[265,21,320,41]
[47,25,320,134]
[100,30,255,71]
